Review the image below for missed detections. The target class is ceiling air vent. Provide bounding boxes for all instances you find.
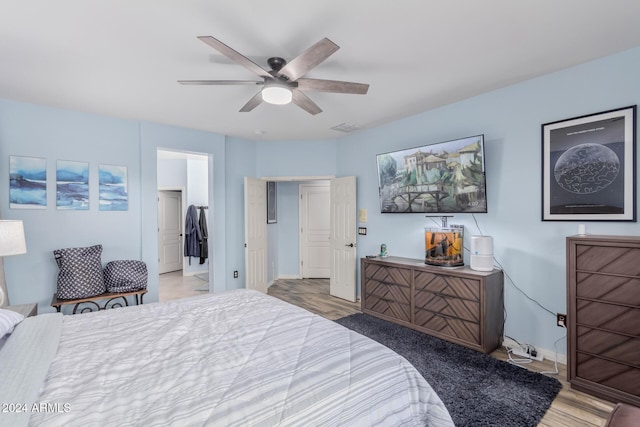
[331,122,360,133]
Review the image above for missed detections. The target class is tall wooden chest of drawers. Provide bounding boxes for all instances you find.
[566,235,640,406]
[361,256,504,353]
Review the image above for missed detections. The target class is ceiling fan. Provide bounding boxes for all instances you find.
[178,36,369,115]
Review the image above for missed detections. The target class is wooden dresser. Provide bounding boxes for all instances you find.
[566,235,640,406]
[361,256,504,353]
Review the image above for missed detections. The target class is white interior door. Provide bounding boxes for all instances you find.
[300,183,330,278]
[158,190,183,274]
[329,176,357,302]
[244,177,268,293]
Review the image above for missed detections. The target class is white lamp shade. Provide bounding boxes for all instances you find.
[0,220,27,257]
[262,85,292,105]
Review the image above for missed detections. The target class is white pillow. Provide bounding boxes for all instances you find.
[0,308,24,338]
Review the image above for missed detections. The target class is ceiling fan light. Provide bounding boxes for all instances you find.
[262,86,292,105]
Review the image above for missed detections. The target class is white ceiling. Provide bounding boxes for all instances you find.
[1,1,639,141]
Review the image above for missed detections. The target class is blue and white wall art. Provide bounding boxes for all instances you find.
[56,160,89,210]
[99,164,128,211]
[9,155,47,209]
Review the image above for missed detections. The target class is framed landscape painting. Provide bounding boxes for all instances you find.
[9,155,47,209]
[542,105,637,221]
[56,160,89,210]
[99,164,128,211]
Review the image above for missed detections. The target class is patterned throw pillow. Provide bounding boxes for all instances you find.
[53,244,106,299]
[103,260,148,292]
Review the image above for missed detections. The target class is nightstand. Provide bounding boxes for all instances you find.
[5,303,38,318]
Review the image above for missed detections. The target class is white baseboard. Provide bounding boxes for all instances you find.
[502,337,566,365]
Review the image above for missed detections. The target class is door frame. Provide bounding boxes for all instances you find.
[158,187,185,275]
[261,175,334,282]
[156,148,214,294]
[250,175,357,300]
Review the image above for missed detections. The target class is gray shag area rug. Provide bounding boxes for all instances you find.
[335,313,562,427]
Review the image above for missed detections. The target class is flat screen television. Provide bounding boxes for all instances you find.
[376,134,487,213]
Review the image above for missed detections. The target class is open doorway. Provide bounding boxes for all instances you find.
[250,176,356,302]
[157,149,210,301]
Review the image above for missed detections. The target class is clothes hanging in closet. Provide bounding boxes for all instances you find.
[184,204,201,265]
[198,206,208,264]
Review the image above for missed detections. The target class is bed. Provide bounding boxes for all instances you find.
[0,289,453,426]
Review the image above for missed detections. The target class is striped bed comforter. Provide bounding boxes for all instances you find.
[26,289,453,426]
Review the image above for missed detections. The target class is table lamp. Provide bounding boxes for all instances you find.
[0,220,27,306]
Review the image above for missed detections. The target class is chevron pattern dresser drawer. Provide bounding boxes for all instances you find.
[414,309,480,345]
[414,291,480,323]
[576,300,640,336]
[567,235,640,407]
[414,272,483,347]
[575,272,640,306]
[576,326,639,366]
[414,271,481,301]
[361,256,503,353]
[576,353,640,397]
[362,262,411,323]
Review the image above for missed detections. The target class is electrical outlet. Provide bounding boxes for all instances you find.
[557,313,567,328]
[233,270,238,279]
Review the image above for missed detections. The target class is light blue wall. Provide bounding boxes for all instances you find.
[277,181,301,276]
[254,139,338,281]
[224,137,257,290]
[0,99,141,312]
[249,46,640,355]
[334,46,640,355]
[1,46,639,356]
[267,221,279,282]
[157,158,187,188]
[140,122,226,298]
[256,140,338,177]
[0,102,228,311]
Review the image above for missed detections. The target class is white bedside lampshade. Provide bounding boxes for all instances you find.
[0,220,27,256]
[0,220,27,306]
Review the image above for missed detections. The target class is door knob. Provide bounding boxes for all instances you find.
[345,243,355,247]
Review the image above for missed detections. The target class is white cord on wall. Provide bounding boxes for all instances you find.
[470,214,563,374]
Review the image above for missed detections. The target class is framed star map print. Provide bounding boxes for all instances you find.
[542,105,636,221]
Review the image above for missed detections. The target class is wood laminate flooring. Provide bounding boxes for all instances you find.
[268,278,615,427]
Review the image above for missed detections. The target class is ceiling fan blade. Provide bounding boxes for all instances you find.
[296,78,369,94]
[178,80,263,86]
[279,38,339,81]
[197,36,273,79]
[239,91,264,112]
[292,89,322,115]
